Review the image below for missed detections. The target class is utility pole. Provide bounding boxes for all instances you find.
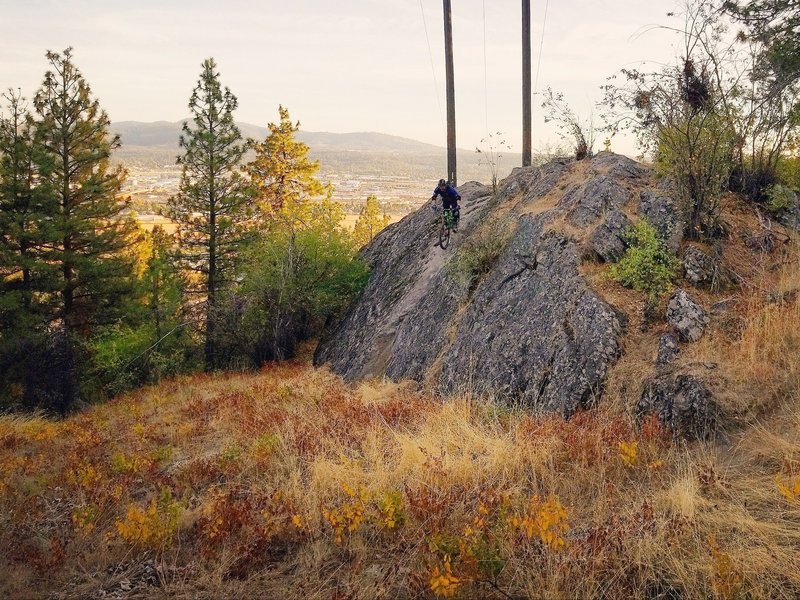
[522,0,532,166]
[443,0,457,186]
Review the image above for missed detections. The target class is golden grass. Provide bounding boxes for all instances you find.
[0,350,798,599]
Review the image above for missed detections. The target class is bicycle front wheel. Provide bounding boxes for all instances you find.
[439,218,450,249]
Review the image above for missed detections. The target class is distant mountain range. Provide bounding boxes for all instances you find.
[110,121,524,184]
[110,121,447,154]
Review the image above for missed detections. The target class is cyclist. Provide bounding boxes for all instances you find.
[431,179,461,230]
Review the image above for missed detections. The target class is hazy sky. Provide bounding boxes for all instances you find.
[0,0,684,155]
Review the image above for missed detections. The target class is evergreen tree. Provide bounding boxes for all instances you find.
[31,48,136,412]
[166,58,252,371]
[225,105,367,364]
[141,225,184,344]
[247,105,328,228]
[723,0,800,91]
[353,194,391,247]
[0,89,50,408]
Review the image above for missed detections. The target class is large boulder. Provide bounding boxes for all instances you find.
[560,175,632,228]
[638,373,720,438]
[436,219,623,415]
[316,154,669,414]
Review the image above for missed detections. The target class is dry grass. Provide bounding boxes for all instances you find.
[1,350,799,599]
[2,189,800,598]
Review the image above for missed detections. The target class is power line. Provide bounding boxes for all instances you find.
[483,0,489,138]
[419,0,446,136]
[533,0,550,95]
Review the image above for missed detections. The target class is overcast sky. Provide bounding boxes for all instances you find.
[0,0,685,155]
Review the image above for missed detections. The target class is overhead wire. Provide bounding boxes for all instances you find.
[533,0,550,96]
[483,0,489,139]
[419,0,446,136]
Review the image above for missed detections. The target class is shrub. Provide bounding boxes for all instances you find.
[610,220,679,306]
[448,219,512,296]
[765,183,798,214]
[216,225,370,366]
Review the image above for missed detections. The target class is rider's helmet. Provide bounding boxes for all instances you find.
[438,178,447,187]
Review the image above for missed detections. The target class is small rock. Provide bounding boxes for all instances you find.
[683,246,715,286]
[656,333,679,366]
[765,288,799,305]
[637,373,720,438]
[666,289,709,342]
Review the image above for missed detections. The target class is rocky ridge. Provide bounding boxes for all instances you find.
[315,153,735,434]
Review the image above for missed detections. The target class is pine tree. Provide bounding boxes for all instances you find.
[31,48,136,412]
[247,105,328,230]
[141,225,184,344]
[353,194,391,247]
[0,90,50,408]
[166,58,252,371]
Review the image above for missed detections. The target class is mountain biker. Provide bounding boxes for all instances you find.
[431,179,461,230]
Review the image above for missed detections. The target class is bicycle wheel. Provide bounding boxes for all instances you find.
[439,216,450,249]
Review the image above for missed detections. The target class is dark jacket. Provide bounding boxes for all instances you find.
[432,184,461,201]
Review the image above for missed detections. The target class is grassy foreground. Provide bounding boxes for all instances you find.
[1,313,799,600]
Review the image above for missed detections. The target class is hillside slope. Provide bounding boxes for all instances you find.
[110,121,447,153]
[1,357,798,599]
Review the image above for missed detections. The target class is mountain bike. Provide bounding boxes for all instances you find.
[438,207,458,249]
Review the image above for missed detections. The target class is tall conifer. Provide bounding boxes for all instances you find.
[247,105,327,228]
[0,90,50,407]
[32,48,136,412]
[166,58,252,371]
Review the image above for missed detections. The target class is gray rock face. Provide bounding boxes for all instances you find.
[683,245,715,286]
[638,373,720,438]
[639,186,685,252]
[589,209,633,262]
[437,218,623,415]
[315,182,494,381]
[560,175,632,227]
[589,151,650,180]
[316,153,665,415]
[656,333,680,366]
[666,289,709,342]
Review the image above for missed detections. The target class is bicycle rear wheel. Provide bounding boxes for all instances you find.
[439,218,450,249]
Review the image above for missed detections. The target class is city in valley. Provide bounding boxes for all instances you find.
[110,122,521,231]
[121,163,434,231]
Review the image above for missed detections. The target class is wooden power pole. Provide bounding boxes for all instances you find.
[522,0,532,166]
[443,0,457,186]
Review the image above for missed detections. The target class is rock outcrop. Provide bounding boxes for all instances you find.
[666,288,709,342]
[638,373,720,438]
[316,153,680,415]
[683,245,715,286]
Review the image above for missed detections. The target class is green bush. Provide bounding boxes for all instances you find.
[776,154,800,191]
[765,183,798,214]
[90,323,198,397]
[218,225,370,366]
[448,219,512,295]
[610,220,679,306]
